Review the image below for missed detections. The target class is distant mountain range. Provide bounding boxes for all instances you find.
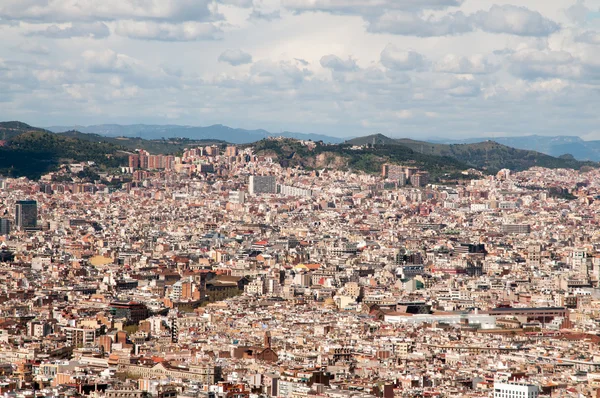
[46,124,345,144]
[44,125,600,161]
[430,135,600,161]
[1,121,598,180]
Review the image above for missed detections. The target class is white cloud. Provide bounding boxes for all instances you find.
[248,9,281,21]
[576,31,600,44]
[369,5,560,37]
[114,21,222,41]
[281,0,464,14]
[380,44,426,70]
[82,49,139,74]
[28,22,109,38]
[0,0,215,22]
[218,49,253,65]
[33,69,66,83]
[16,41,50,54]
[472,5,560,37]
[218,0,254,7]
[396,109,413,119]
[246,59,313,89]
[528,78,569,93]
[320,54,358,72]
[110,85,140,99]
[0,0,597,139]
[435,54,496,74]
[563,0,591,24]
[367,11,472,37]
[509,49,579,80]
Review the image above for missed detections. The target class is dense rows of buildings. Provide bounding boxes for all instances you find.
[2,140,600,397]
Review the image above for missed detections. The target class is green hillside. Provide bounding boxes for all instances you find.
[0,127,128,179]
[0,121,48,140]
[0,121,229,179]
[346,135,595,172]
[58,130,226,154]
[251,138,475,180]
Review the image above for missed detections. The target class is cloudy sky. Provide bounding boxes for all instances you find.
[0,0,599,139]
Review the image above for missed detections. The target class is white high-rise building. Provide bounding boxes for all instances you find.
[228,191,246,204]
[493,382,539,398]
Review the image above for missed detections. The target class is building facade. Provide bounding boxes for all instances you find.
[15,200,37,230]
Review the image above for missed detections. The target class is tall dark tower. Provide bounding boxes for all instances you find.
[264,331,272,348]
[15,200,37,231]
[170,317,178,344]
[0,218,11,235]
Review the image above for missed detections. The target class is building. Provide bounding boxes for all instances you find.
[487,307,570,327]
[15,200,37,231]
[27,321,52,338]
[493,382,539,398]
[410,172,429,187]
[229,191,246,204]
[249,176,277,195]
[0,218,10,235]
[502,224,531,234]
[64,327,96,348]
[109,302,149,324]
[121,363,222,384]
[128,154,140,170]
[106,390,150,398]
[225,146,238,157]
[278,184,313,197]
[382,164,408,185]
[527,245,542,266]
[198,163,215,173]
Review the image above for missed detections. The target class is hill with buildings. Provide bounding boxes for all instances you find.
[0,122,231,179]
[250,138,476,181]
[57,130,225,154]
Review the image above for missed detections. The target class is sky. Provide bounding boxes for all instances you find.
[0,0,599,140]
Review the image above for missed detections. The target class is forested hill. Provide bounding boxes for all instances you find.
[346,134,595,172]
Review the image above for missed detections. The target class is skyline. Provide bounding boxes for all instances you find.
[35,121,600,143]
[0,0,599,139]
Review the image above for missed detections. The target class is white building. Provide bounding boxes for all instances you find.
[228,190,245,204]
[246,277,266,295]
[384,313,497,329]
[169,281,182,300]
[493,382,539,398]
[278,184,313,197]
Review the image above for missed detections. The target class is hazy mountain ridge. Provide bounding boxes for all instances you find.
[47,124,345,144]
[1,121,598,180]
[43,125,600,161]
